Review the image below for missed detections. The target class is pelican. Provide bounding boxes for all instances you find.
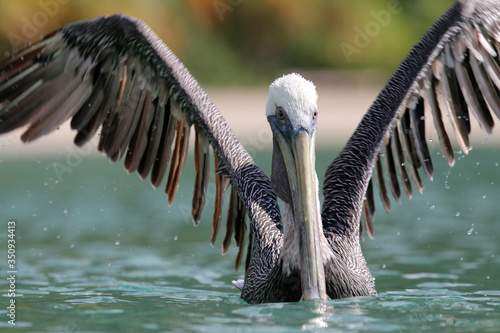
[0,0,499,304]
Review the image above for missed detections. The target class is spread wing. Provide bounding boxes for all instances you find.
[0,14,282,271]
[321,0,500,239]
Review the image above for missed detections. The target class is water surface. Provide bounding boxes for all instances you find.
[0,148,499,332]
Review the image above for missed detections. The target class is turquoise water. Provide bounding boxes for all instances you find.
[0,148,499,332]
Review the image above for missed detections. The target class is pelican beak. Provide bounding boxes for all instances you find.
[276,129,328,301]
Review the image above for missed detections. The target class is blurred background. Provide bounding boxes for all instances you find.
[0,0,453,84]
[0,0,467,154]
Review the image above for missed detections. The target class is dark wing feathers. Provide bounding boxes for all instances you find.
[391,124,413,199]
[323,0,500,239]
[361,178,375,240]
[383,136,401,204]
[211,152,231,246]
[0,14,281,271]
[192,130,211,225]
[375,155,391,214]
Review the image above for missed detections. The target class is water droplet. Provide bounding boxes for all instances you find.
[382,264,386,269]
[174,235,178,241]
[43,227,48,231]
[487,276,490,280]
[115,240,120,245]
[482,194,487,199]
[63,209,68,214]
[467,227,474,235]
[455,212,461,217]
[70,244,74,248]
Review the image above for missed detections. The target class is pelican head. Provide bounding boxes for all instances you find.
[266,73,327,301]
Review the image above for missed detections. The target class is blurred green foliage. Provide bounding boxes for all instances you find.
[0,0,453,85]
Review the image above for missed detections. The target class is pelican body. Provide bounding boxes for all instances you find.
[0,0,499,303]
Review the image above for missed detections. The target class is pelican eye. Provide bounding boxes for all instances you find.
[276,107,286,121]
[313,110,318,120]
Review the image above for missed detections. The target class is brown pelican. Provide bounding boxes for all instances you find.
[0,0,499,303]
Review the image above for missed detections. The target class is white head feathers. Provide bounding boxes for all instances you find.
[265,73,318,126]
